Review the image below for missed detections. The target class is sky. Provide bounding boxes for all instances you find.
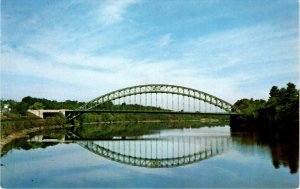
[1,0,299,103]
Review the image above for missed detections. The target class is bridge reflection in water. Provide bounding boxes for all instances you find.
[73,135,231,168]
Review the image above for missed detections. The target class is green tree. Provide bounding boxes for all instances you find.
[54,113,67,124]
[15,102,29,115]
[232,82,299,128]
[269,86,279,98]
[29,102,45,110]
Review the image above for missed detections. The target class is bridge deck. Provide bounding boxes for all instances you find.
[66,110,239,116]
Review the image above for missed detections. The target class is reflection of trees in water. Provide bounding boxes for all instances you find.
[270,135,298,174]
[72,122,226,139]
[71,123,234,168]
[1,123,228,158]
[1,129,69,157]
[69,123,232,168]
[231,127,299,174]
[3,122,297,173]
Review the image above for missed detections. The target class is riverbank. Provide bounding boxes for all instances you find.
[0,124,73,152]
[1,113,67,137]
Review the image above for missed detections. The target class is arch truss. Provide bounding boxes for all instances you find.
[67,84,236,120]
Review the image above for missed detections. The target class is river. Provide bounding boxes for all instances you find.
[1,122,298,188]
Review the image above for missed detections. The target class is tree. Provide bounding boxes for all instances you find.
[29,102,45,110]
[232,82,299,128]
[55,113,67,124]
[269,86,279,98]
[22,96,37,105]
[16,102,29,115]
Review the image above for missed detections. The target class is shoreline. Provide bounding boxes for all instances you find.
[0,124,73,152]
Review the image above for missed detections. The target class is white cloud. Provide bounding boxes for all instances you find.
[179,25,298,80]
[1,44,258,103]
[99,0,139,26]
[2,22,298,103]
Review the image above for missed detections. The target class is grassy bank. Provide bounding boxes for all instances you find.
[1,113,67,137]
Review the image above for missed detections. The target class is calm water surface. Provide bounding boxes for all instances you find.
[1,123,299,188]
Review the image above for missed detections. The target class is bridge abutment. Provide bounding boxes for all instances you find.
[28,109,68,119]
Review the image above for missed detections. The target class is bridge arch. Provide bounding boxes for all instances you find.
[68,84,236,120]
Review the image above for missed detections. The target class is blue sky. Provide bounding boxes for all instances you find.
[1,0,298,103]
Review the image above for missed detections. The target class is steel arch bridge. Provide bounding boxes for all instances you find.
[67,84,237,120]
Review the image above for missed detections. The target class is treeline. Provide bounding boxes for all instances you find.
[1,96,174,117]
[1,96,84,115]
[231,82,299,130]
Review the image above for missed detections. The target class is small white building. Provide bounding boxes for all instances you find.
[1,104,11,114]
